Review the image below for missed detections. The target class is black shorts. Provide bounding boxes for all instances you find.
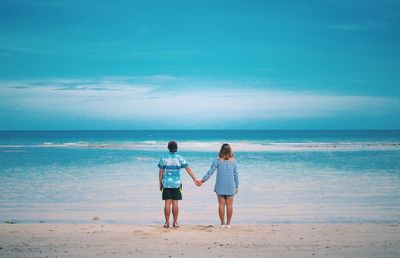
[162,186,182,200]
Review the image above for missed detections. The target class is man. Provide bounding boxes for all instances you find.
[157,141,199,228]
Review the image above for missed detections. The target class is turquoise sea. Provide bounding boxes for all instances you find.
[0,130,399,224]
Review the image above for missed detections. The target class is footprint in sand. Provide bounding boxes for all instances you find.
[197,225,214,231]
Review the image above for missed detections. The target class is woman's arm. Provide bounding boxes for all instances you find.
[234,162,239,190]
[202,160,218,182]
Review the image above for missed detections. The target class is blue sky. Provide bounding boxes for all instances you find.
[0,0,399,129]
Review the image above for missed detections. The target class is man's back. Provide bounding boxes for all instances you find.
[158,152,188,188]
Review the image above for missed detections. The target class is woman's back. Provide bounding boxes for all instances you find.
[203,158,239,195]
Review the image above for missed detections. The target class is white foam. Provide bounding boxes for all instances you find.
[1,141,399,152]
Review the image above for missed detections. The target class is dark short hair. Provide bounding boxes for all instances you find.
[168,141,178,152]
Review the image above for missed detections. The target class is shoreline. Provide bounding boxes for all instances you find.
[1,223,399,257]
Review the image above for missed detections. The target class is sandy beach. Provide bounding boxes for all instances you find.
[0,223,399,257]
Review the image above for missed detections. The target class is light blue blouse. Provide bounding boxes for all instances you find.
[202,159,239,195]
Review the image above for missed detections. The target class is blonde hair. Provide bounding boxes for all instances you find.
[219,143,233,160]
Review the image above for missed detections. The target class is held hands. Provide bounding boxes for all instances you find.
[195,179,204,187]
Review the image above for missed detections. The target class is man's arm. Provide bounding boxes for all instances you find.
[159,168,164,190]
[184,167,198,183]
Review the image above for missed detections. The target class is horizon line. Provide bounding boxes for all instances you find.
[1,129,399,132]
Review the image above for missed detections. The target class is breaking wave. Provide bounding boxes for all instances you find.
[1,141,399,152]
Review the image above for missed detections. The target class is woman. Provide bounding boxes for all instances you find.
[197,143,239,228]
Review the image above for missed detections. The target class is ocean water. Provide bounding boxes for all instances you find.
[0,130,399,224]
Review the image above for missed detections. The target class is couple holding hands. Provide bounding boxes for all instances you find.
[158,141,239,229]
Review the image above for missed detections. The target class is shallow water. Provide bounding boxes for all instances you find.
[0,130,399,224]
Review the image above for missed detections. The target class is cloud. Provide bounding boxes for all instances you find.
[1,76,399,127]
[331,19,390,31]
[2,77,155,94]
[0,44,70,56]
[331,24,362,31]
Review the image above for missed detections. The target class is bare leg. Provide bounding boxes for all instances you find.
[164,199,172,225]
[217,195,226,225]
[172,200,179,225]
[226,196,234,225]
